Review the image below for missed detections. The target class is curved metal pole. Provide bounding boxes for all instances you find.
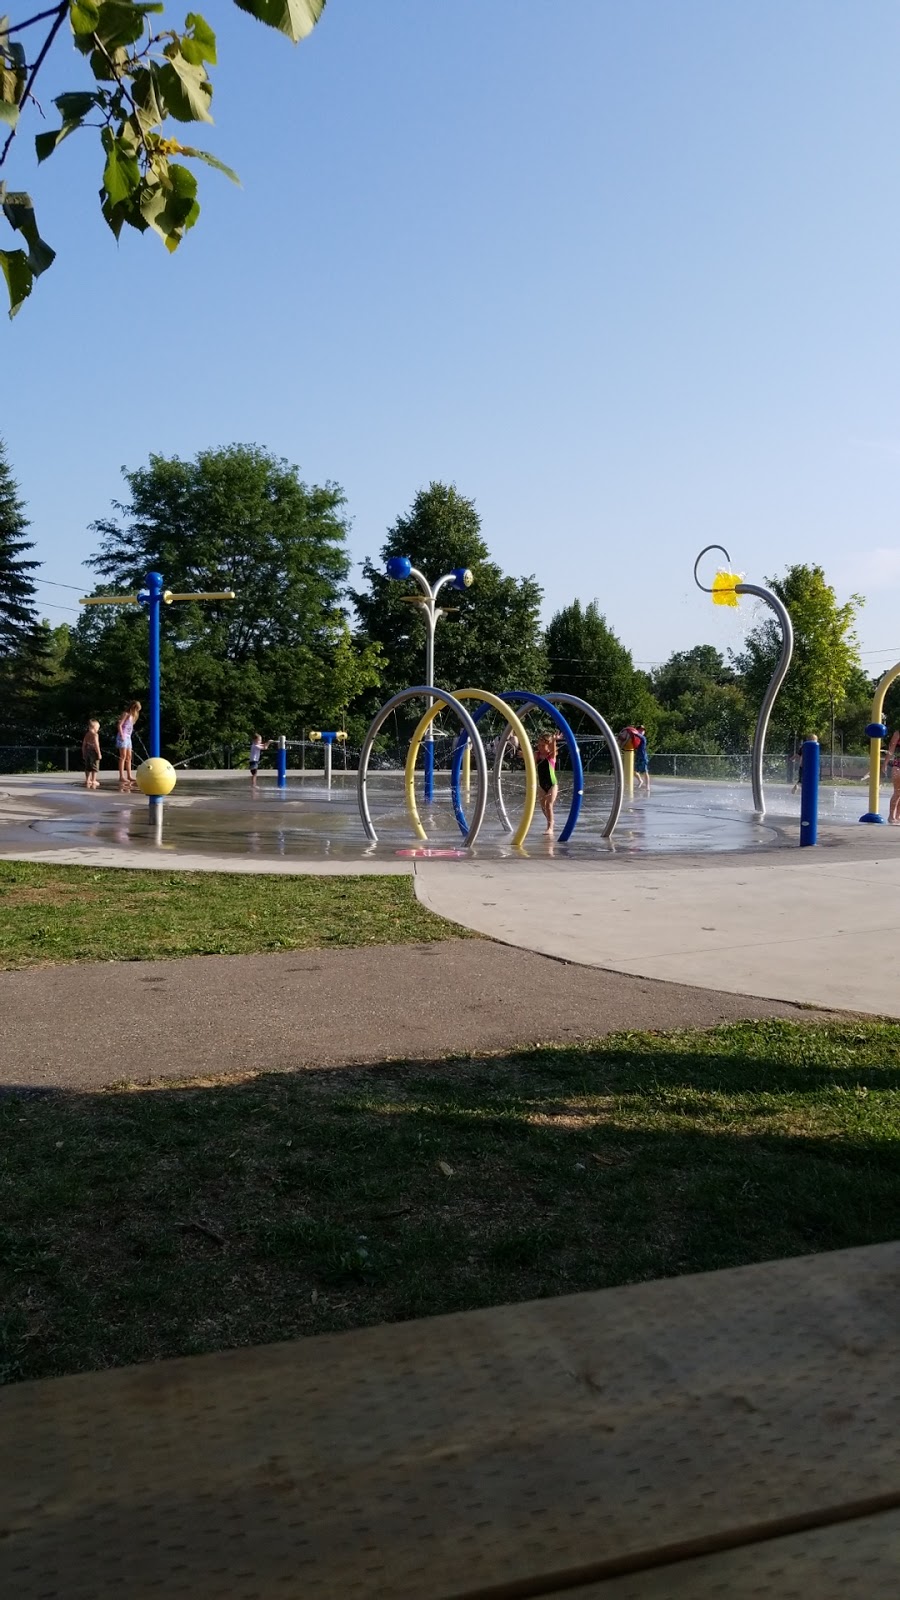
[736,583,793,818]
[493,692,624,840]
[357,687,488,846]
[449,692,584,843]
[861,660,900,822]
[545,693,625,839]
[408,690,537,848]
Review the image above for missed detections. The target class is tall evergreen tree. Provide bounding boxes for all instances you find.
[351,483,546,711]
[0,437,43,701]
[545,599,658,736]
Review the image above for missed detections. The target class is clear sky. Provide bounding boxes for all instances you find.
[5,0,900,675]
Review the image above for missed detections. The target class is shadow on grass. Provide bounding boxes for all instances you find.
[1,1018,899,1385]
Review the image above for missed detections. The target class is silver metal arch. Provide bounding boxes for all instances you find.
[736,583,794,818]
[691,545,794,819]
[493,692,625,840]
[357,686,489,846]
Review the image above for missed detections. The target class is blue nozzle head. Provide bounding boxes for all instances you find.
[386,556,412,581]
[453,567,474,590]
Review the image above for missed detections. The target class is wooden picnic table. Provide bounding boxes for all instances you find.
[2,1241,898,1597]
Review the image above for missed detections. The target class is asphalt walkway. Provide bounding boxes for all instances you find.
[0,941,835,1093]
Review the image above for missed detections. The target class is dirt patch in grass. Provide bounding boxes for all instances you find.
[2,1018,899,1385]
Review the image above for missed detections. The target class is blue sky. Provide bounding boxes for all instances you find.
[5,0,900,676]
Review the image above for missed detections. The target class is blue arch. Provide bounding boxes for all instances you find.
[450,690,585,843]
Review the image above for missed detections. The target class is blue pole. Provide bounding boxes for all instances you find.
[799,738,819,847]
[424,738,435,804]
[277,735,287,789]
[146,570,164,760]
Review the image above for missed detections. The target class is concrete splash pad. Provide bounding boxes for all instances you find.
[0,771,876,868]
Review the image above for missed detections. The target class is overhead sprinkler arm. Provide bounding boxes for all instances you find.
[693,544,794,818]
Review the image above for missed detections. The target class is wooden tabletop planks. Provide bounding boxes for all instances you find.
[2,1242,899,1599]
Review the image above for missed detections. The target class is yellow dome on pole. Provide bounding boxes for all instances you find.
[136,758,177,797]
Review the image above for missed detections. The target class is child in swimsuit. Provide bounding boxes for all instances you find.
[534,731,559,834]
[249,733,270,785]
[116,701,141,791]
[82,719,101,789]
[885,732,900,824]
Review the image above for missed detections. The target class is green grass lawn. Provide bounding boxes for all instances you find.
[0,861,470,968]
[2,1018,898,1384]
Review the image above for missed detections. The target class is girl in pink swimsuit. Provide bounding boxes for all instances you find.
[116,700,141,791]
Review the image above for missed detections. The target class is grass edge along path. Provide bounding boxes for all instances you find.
[0,860,473,969]
[2,1017,898,1385]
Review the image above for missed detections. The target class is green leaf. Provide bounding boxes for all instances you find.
[182,12,216,66]
[101,132,141,206]
[36,127,71,162]
[69,0,101,34]
[232,0,326,44]
[0,245,31,316]
[176,145,240,184]
[2,192,55,276]
[35,92,104,164]
[158,48,213,123]
[131,65,164,130]
[0,99,17,130]
[54,90,103,119]
[140,161,199,250]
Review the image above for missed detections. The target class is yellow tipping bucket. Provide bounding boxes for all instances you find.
[712,569,741,607]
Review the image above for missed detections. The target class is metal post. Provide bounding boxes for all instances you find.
[145,569,162,755]
[800,738,819,846]
[277,734,287,789]
[462,740,471,795]
[622,745,634,799]
[424,608,436,804]
[64,746,69,773]
[324,737,333,792]
[34,747,39,774]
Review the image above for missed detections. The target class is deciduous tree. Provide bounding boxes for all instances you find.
[63,443,380,754]
[731,564,863,751]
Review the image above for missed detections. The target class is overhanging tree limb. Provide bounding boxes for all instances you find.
[0,0,326,317]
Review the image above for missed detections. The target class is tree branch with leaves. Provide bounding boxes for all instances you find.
[0,0,325,317]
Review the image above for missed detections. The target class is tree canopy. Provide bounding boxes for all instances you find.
[651,644,750,754]
[56,443,380,753]
[731,564,863,747]
[545,599,657,737]
[351,483,547,715]
[0,0,326,316]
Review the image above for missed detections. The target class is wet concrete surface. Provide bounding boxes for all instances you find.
[0,770,879,868]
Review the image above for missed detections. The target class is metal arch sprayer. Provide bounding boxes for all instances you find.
[693,545,794,819]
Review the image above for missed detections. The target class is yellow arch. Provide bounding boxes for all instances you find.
[865,661,900,819]
[405,689,537,848]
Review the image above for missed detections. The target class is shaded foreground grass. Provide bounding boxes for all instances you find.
[0,861,468,968]
[2,1019,899,1385]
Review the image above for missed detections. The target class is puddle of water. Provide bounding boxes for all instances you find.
[13,770,861,861]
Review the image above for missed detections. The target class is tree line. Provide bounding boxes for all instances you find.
[0,437,882,762]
